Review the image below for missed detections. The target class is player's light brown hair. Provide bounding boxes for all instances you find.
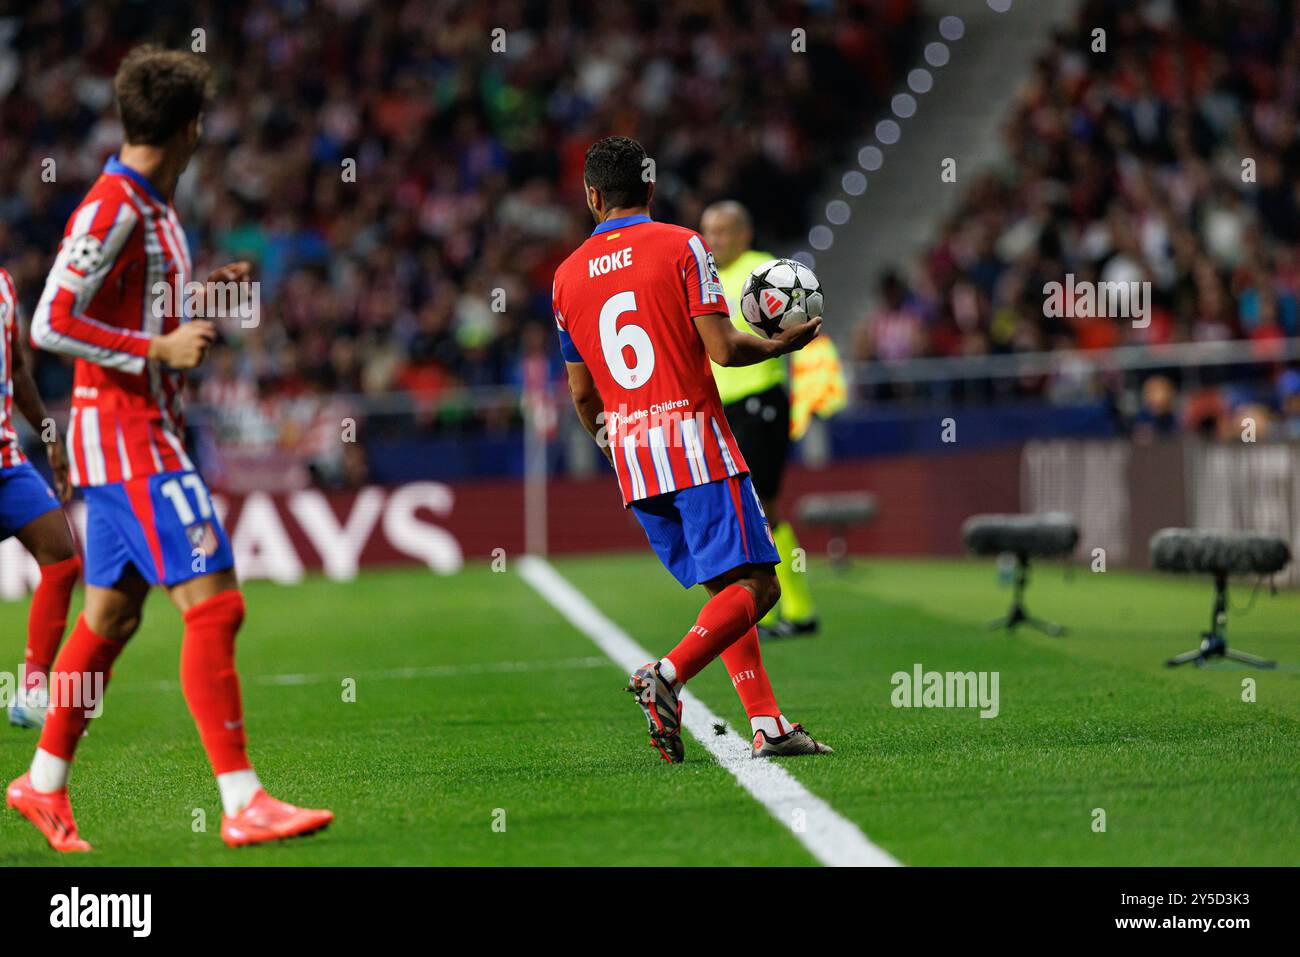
[114,45,212,145]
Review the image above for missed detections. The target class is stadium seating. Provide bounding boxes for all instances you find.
[853,0,1300,443]
[0,0,920,452]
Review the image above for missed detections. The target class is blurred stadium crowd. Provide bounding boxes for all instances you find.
[6,0,1299,487]
[0,0,918,485]
[853,0,1300,440]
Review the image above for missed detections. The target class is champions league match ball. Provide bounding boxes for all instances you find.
[739,258,824,338]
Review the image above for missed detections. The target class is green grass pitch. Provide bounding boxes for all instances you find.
[0,555,1296,866]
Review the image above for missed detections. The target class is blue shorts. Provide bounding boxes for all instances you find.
[631,474,780,588]
[83,470,234,588]
[0,461,61,540]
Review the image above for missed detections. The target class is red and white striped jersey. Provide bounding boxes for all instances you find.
[31,155,195,486]
[552,214,749,505]
[0,269,27,468]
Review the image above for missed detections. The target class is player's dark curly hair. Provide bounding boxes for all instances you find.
[114,45,212,145]
[583,136,652,209]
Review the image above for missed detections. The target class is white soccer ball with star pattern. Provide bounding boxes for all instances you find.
[740,258,824,338]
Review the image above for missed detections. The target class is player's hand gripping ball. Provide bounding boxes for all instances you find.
[740,258,824,338]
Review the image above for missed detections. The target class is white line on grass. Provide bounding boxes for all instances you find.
[517,554,900,868]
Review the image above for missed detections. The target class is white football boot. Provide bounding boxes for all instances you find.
[8,683,48,730]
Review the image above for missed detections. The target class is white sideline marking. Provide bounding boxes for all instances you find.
[114,656,611,694]
[517,554,901,868]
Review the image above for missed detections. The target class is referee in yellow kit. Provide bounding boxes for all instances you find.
[701,200,817,637]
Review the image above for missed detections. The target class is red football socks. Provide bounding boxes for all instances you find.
[663,583,758,684]
[38,614,124,760]
[181,590,252,775]
[38,590,254,780]
[24,556,80,692]
[719,626,781,721]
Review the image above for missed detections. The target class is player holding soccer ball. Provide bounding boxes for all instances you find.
[5,46,332,852]
[0,269,81,730]
[701,201,835,639]
[552,136,833,762]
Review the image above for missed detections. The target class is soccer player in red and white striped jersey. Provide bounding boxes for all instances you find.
[0,268,81,731]
[553,137,834,761]
[29,150,198,484]
[5,45,331,852]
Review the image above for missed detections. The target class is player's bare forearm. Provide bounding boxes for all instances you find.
[11,344,73,502]
[694,312,822,367]
[10,341,52,436]
[573,391,613,465]
[565,360,613,465]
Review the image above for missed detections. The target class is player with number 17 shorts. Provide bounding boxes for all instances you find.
[6,44,331,853]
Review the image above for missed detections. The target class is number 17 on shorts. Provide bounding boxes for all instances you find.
[82,469,235,588]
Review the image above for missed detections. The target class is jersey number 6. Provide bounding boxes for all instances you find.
[599,291,655,389]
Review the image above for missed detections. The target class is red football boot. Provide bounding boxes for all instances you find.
[6,773,92,852]
[221,789,333,847]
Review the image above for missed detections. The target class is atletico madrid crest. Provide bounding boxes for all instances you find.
[187,521,219,556]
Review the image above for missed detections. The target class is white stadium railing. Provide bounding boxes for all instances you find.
[847,337,1300,387]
